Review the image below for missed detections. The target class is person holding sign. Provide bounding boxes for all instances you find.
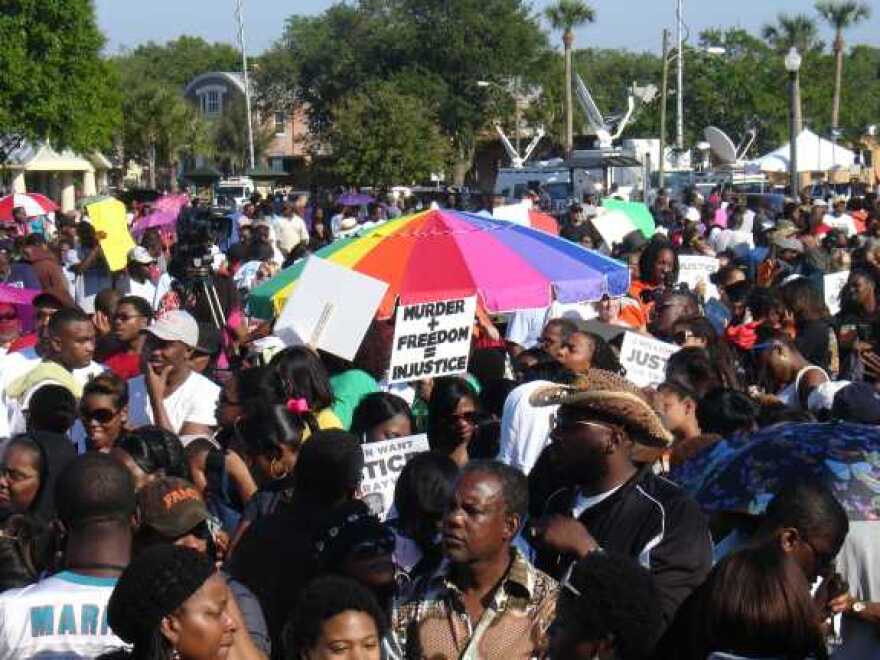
[620,239,679,329]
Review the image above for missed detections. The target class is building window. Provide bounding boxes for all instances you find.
[269,157,285,173]
[201,91,221,117]
[274,112,286,135]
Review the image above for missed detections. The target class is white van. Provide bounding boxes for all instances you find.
[214,177,255,209]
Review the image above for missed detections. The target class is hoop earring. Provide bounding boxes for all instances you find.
[270,458,289,480]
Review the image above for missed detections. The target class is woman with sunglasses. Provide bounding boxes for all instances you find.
[426,377,482,467]
[80,373,129,453]
[312,499,399,653]
[670,316,743,390]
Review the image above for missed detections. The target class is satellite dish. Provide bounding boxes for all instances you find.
[705,126,737,164]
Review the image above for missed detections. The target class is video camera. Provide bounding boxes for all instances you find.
[177,206,233,246]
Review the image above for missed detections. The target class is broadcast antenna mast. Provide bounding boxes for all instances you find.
[234,0,256,171]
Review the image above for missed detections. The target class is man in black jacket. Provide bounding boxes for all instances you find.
[527,375,713,632]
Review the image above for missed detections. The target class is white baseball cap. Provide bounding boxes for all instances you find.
[128,246,154,265]
[144,310,199,348]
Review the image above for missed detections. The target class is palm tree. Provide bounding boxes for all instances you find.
[761,14,822,134]
[815,0,871,132]
[544,0,595,157]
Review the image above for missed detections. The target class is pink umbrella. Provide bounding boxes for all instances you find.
[132,209,178,238]
[0,284,40,332]
[0,284,40,306]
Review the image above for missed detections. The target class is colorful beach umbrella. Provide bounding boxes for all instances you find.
[0,193,58,222]
[248,209,630,320]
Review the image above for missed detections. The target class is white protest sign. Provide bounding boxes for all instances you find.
[824,270,849,316]
[275,256,388,361]
[619,331,679,388]
[360,434,430,520]
[677,255,720,301]
[588,209,638,248]
[388,296,477,384]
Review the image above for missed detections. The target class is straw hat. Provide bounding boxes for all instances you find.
[530,369,673,448]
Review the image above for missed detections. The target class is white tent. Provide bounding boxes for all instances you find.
[753,129,855,173]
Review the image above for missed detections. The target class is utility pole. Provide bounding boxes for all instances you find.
[675,0,684,151]
[514,76,521,156]
[234,0,256,172]
[659,29,670,189]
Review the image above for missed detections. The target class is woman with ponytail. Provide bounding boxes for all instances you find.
[227,398,319,555]
[267,346,343,433]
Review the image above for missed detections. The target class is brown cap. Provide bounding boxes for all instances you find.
[530,369,673,448]
[137,477,208,539]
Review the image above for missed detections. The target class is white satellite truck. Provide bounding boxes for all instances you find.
[494,75,656,208]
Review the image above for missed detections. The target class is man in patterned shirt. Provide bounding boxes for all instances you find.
[392,460,557,659]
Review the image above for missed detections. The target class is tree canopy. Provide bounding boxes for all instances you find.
[0,0,121,159]
[258,0,548,183]
[326,81,451,187]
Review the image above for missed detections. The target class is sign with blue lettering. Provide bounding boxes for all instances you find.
[619,331,679,388]
[388,296,477,384]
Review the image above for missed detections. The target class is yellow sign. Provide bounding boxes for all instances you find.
[85,198,135,272]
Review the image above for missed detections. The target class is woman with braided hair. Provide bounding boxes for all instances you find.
[102,544,262,659]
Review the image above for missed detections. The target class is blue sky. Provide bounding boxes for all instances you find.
[96,0,879,56]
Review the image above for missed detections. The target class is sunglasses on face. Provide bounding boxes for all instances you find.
[672,330,696,346]
[81,407,120,424]
[348,536,395,560]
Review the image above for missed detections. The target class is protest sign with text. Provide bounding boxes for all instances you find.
[619,331,679,388]
[388,296,476,384]
[360,434,430,519]
[677,255,720,301]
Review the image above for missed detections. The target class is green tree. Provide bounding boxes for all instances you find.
[211,98,275,176]
[544,0,596,157]
[122,83,211,189]
[761,14,822,133]
[0,0,121,161]
[815,0,871,131]
[326,81,450,187]
[112,36,241,90]
[265,0,548,184]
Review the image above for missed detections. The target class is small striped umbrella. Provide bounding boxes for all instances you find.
[248,208,629,320]
[0,193,59,222]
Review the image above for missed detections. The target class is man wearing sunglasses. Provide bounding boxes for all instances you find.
[527,383,712,637]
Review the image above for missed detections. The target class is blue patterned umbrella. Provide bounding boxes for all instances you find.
[669,422,880,521]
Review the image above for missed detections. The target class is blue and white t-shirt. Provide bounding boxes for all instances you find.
[0,571,127,658]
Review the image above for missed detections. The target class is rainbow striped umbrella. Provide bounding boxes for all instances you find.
[247,209,629,320]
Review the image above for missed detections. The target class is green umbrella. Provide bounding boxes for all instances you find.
[601,199,655,238]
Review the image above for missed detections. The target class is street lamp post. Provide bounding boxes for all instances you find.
[659,29,670,189]
[784,47,802,197]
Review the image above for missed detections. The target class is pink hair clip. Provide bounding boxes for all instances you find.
[286,398,310,414]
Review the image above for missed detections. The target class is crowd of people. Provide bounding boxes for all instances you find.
[0,183,877,659]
